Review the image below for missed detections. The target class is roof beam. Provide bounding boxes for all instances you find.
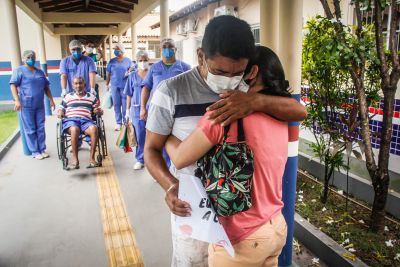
[42,2,83,12]
[89,1,129,13]
[16,0,42,23]
[118,0,158,34]
[42,12,131,23]
[91,0,133,10]
[54,27,119,35]
[39,0,81,8]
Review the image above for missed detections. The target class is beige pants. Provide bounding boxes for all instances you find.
[208,212,287,267]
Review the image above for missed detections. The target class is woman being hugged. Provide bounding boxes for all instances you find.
[166,46,290,267]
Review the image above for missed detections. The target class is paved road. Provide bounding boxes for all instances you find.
[0,79,171,267]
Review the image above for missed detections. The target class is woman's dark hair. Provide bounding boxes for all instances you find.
[246,46,291,97]
[202,15,255,60]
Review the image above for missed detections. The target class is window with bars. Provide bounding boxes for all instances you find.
[251,26,260,45]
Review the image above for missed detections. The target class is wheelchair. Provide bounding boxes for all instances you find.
[56,114,108,170]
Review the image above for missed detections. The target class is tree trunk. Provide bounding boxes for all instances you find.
[321,162,334,203]
[369,87,396,232]
[370,169,390,232]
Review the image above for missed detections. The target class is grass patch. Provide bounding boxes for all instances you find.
[0,110,18,145]
[296,171,400,267]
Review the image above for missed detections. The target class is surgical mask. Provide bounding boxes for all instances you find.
[25,59,35,67]
[137,61,149,70]
[162,48,174,59]
[114,50,121,57]
[72,51,82,59]
[86,47,94,54]
[204,59,245,94]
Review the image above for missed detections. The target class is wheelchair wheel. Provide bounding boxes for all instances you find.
[56,122,63,160]
[97,154,103,167]
[97,116,108,158]
[62,156,68,170]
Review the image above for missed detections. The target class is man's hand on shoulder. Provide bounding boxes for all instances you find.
[207,90,255,126]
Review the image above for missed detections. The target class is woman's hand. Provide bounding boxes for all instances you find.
[140,107,147,121]
[14,100,21,111]
[50,99,56,111]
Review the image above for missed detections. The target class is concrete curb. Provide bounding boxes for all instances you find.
[294,213,369,267]
[298,152,400,219]
[0,128,20,161]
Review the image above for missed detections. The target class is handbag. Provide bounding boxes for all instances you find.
[194,119,254,217]
[126,120,138,148]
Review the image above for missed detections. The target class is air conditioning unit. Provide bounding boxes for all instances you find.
[176,22,187,36]
[214,5,237,17]
[185,18,198,33]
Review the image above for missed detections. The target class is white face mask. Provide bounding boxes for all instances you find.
[86,47,94,54]
[204,58,246,94]
[138,61,149,70]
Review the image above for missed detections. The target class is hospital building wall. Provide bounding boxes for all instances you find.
[0,6,62,101]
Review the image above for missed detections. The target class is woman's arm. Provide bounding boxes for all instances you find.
[44,86,55,110]
[165,128,214,169]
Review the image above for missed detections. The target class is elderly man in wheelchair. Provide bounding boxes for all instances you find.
[57,76,103,169]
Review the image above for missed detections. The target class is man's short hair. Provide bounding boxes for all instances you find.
[202,15,255,60]
[73,76,85,84]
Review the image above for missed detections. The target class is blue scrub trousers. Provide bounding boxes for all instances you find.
[132,116,145,164]
[20,107,46,156]
[111,87,127,125]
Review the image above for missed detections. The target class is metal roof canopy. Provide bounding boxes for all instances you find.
[16,0,160,46]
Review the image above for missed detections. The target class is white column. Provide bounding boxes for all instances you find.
[37,23,47,69]
[109,35,113,59]
[279,0,303,94]
[160,0,169,38]
[260,0,280,53]
[131,23,137,60]
[4,0,22,69]
[103,38,107,61]
[118,34,121,43]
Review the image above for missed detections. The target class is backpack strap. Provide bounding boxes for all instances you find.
[223,118,245,142]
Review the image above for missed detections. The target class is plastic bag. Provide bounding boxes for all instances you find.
[102,91,113,109]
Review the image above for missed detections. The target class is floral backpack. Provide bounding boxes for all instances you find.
[194,118,254,217]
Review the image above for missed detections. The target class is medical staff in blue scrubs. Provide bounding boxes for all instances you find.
[60,39,97,97]
[140,38,191,166]
[10,50,55,160]
[106,43,132,131]
[124,51,149,170]
[140,38,191,120]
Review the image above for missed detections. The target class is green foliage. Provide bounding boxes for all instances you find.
[302,17,381,202]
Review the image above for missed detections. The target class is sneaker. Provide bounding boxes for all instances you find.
[41,152,50,158]
[114,124,121,131]
[133,162,144,170]
[34,154,44,160]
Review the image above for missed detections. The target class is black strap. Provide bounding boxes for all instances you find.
[223,118,245,142]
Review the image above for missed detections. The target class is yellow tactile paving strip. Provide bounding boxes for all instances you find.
[96,155,144,267]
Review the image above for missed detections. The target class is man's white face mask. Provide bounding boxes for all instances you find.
[86,47,94,54]
[204,58,249,94]
[137,61,149,70]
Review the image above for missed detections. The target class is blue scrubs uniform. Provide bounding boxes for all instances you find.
[124,71,145,164]
[59,55,96,93]
[10,66,50,156]
[142,60,191,166]
[107,57,132,125]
